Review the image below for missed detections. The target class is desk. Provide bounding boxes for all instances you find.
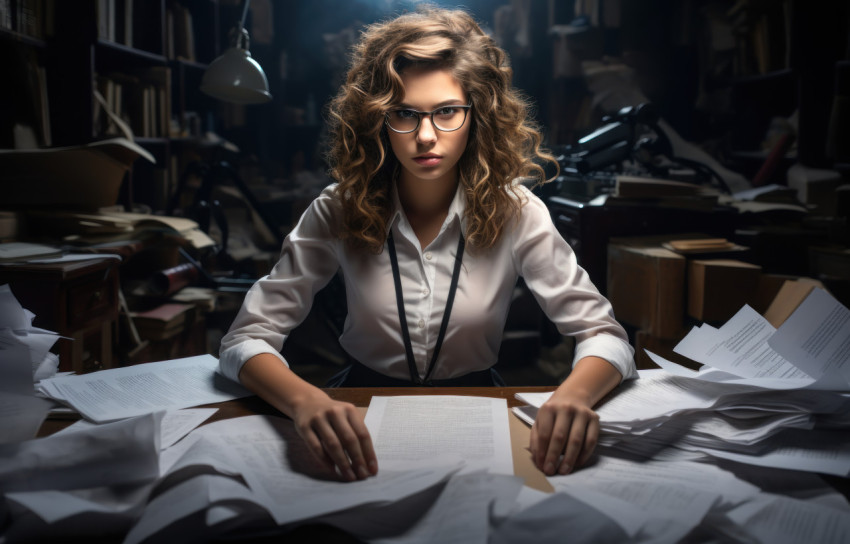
[39,386,557,493]
[30,382,850,542]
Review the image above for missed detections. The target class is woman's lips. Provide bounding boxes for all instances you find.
[413,155,442,166]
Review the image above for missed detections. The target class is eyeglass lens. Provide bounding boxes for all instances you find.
[386,106,469,132]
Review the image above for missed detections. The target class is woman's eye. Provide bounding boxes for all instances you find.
[435,107,457,117]
[396,110,418,119]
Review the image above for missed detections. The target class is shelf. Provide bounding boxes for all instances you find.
[172,58,210,72]
[134,137,170,147]
[96,39,169,66]
[0,26,47,48]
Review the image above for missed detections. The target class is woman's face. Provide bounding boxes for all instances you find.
[386,67,471,188]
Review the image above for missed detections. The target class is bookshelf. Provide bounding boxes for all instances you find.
[0,0,232,213]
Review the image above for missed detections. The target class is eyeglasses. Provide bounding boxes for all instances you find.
[384,104,472,134]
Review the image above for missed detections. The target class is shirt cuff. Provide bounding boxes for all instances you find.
[219,338,289,383]
[573,335,638,382]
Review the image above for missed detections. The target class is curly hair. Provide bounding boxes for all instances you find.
[325,5,557,253]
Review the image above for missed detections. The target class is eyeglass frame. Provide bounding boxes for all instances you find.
[384,103,473,134]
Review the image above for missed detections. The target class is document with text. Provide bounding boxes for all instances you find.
[37,355,251,423]
[767,287,850,385]
[364,395,514,475]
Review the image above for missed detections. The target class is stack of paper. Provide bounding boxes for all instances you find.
[515,370,850,475]
[515,287,850,476]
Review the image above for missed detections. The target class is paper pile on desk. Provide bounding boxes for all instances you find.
[515,286,850,475]
[533,454,850,544]
[36,354,252,423]
[2,407,513,544]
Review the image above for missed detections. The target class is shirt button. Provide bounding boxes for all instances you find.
[424,252,433,260]
[418,319,425,329]
[422,287,430,296]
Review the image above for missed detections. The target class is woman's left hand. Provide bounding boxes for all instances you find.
[529,388,600,476]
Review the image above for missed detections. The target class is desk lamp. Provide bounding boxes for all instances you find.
[200,0,272,104]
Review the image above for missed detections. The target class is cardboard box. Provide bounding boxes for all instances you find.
[750,273,794,315]
[607,242,686,339]
[763,277,825,328]
[687,259,762,323]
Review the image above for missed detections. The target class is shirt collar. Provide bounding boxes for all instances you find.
[387,181,467,237]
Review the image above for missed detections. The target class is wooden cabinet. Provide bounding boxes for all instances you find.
[0,258,119,373]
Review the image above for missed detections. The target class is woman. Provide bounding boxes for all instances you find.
[219,6,636,483]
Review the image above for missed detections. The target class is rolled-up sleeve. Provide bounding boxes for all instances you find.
[218,186,342,383]
[512,188,637,381]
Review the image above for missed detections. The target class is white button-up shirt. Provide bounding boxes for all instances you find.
[219,183,636,383]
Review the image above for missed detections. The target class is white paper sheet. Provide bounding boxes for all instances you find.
[0,412,161,493]
[367,472,524,544]
[122,474,258,544]
[727,493,850,544]
[364,395,514,475]
[0,283,31,330]
[37,355,251,423]
[646,350,822,390]
[675,305,813,380]
[52,407,216,449]
[0,392,53,444]
[0,284,62,383]
[767,287,850,385]
[552,456,760,504]
[490,492,629,544]
[5,482,154,524]
[160,414,460,527]
[547,456,759,541]
[693,429,850,477]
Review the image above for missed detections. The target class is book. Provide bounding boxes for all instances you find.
[25,210,215,249]
[614,175,718,198]
[662,238,747,254]
[0,242,63,262]
[130,302,194,341]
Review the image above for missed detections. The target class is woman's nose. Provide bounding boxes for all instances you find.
[416,116,438,143]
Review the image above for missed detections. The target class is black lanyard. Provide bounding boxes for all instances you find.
[386,230,465,385]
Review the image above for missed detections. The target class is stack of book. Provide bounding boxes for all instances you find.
[130,302,194,341]
[604,175,721,211]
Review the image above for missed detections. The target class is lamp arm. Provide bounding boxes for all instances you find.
[238,0,251,34]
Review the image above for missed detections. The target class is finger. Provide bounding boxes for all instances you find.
[543,411,571,476]
[530,407,555,470]
[576,413,600,468]
[557,411,589,475]
[298,425,335,471]
[346,410,379,476]
[312,417,358,481]
[327,408,371,480]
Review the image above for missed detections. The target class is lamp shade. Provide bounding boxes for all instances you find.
[201,46,272,104]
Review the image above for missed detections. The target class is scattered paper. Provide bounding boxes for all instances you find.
[37,355,250,423]
[52,408,217,449]
[0,412,162,493]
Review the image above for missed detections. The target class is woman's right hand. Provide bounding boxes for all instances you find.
[291,392,378,481]
[238,354,378,482]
